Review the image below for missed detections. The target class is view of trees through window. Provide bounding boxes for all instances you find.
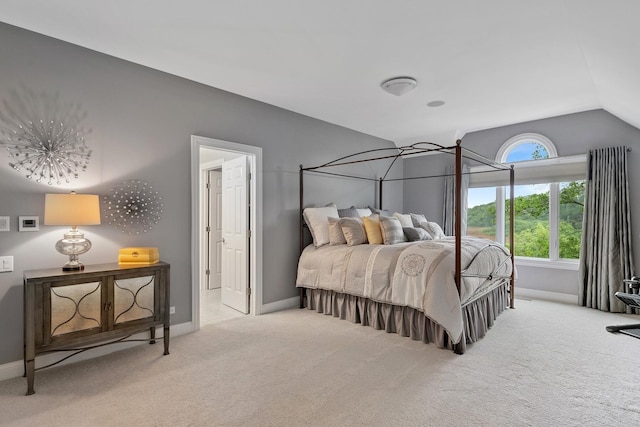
[466,138,584,261]
[467,181,584,259]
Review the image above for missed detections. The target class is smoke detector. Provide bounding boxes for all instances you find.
[380,77,418,96]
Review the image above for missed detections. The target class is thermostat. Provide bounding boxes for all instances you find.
[19,216,40,231]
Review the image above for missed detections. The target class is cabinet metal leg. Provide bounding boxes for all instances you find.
[163,326,170,355]
[25,359,35,395]
[149,326,156,344]
[162,326,169,356]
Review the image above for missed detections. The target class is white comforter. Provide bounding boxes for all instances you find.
[296,237,512,344]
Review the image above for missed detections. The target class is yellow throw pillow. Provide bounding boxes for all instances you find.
[363,215,383,245]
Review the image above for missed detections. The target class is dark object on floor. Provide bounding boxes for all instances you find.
[606,277,640,338]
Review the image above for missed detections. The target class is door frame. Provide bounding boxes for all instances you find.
[191,135,263,330]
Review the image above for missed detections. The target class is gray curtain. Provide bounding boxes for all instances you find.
[442,163,469,236]
[579,146,635,312]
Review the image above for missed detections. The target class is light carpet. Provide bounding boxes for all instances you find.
[1,298,639,426]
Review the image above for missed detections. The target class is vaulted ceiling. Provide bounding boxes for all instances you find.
[1,0,638,146]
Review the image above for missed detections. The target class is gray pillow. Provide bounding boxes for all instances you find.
[337,207,360,218]
[403,227,431,242]
[379,216,405,245]
[368,206,391,217]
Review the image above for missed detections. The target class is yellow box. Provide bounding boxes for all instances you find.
[118,247,160,265]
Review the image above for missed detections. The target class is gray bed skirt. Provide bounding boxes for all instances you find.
[302,280,509,353]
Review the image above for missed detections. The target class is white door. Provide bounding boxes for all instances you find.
[206,169,223,290]
[221,155,250,314]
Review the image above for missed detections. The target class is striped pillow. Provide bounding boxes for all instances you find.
[339,217,368,246]
[380,216,405,245]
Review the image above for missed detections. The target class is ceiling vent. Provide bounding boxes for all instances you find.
[380,77,418,96]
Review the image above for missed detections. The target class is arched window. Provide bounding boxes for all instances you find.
[467,133,585,265]
[497,133,557,163]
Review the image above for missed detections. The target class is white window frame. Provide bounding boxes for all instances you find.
[469,133,584,269]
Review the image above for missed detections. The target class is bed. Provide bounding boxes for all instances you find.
[296,141,516,354]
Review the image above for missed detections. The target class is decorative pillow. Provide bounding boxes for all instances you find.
[363,214,383,245]
[328,217,347,245]
[368,206,391,217]
[403,227,431,242]
[354,207,372,217]
[337,207,360,218]
[303,205,339,247]
[392,212,413,228]
[420,221,446,240]
[379,216,406,245]
[340,218,368,246]
[410,213,428,227]
[339,217,368,246]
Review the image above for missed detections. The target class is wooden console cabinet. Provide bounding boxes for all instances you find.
[23,262,170,395]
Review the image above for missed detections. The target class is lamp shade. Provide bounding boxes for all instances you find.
[44,193,101,226]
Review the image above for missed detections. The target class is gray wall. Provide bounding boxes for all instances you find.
[404,109,640,296]
[0,23,402,365]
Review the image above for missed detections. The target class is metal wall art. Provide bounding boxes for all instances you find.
[0,88,92,185]
[103,180,163,234]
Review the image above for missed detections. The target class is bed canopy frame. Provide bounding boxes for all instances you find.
[299,140,516,314]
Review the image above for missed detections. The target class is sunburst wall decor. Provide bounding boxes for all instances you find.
[0,88,92,185]
[103,180,164,234]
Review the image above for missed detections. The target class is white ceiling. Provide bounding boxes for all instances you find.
[1,0,639,146]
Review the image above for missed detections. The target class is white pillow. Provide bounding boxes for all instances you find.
[328,217,347,245]
[303,205,340,247]
[419,221,446,240]
[355,207,372,217]
[392,212,413,228]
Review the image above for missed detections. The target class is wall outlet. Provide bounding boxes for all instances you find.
[0,256,14,272]
[169,306,175,314]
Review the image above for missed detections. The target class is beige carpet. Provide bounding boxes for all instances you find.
[1,298,640,426]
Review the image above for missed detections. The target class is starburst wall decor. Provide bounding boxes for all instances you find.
[0,88,92,185]
[103,180,164,234]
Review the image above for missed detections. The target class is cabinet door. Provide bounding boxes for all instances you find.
[50,281,102,337]
[114,274,156,324]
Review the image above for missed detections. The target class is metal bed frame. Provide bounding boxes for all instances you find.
[298,140,516,353]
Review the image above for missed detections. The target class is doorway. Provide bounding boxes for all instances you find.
[191,135,263,330]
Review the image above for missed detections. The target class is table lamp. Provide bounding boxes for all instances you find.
[44,192,101,271]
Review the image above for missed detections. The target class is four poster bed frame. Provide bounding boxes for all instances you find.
[298,140,516,354]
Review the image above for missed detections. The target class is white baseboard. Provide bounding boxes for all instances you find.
[261,296,299,314]
[0,321,194,383]
[516,287,578,305]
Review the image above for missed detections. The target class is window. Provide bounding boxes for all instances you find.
[467,133,585,265]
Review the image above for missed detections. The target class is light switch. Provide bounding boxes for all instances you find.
[0,256,13,272]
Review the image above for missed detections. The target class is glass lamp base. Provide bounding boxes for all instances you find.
[55,228,92,271]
